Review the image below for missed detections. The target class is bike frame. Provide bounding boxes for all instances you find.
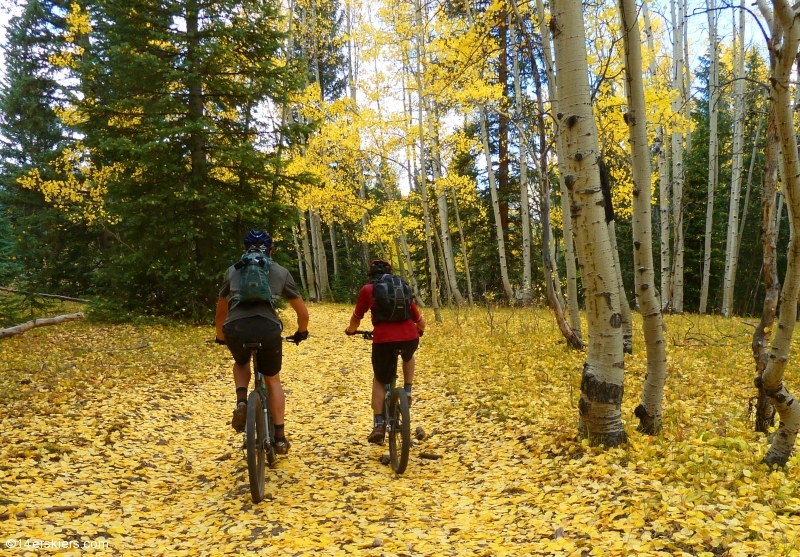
[383,376,397,432]
[245,350,272,449]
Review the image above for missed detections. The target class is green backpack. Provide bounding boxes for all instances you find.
[233,251,273,305]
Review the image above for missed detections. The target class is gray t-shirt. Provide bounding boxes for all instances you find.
[219,259,301,327]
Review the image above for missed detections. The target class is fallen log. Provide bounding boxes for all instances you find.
[0,505,81,520]
[0,313,84,340]
[0,287,89,303]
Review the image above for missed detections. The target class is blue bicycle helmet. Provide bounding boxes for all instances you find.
[244,230,272,251]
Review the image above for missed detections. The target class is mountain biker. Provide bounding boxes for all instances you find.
[215,230,309,455]
[345,259,425,444]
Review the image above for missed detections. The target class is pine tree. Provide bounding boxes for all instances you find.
[20,0,309,319]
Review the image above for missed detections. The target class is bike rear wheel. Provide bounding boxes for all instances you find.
[388,388,411,474]
[246,390,266,503]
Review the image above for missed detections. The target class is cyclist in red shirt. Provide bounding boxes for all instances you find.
[345,260,425,443]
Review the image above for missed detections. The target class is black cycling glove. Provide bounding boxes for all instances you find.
[289,330,309,344]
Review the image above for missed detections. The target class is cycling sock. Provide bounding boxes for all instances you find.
[404,383,412,395]
[236,387,247,404]
[374,414,385,427]
[274,424,285,441]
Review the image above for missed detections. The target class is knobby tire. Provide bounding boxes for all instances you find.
[246,390,266,503]
[388,388,411,474]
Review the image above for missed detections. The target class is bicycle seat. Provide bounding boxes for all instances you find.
[243,342,262,349]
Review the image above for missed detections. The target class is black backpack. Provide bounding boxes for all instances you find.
[371,274,412,323]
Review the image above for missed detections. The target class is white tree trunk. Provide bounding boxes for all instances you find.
[414,0,441,321]
[722,1,746,317]
[292,226,307,293]
[551,0,626,446]
[299,213,317,300]
[700,0,719,314]
[0,313,84,339]
[310,209,331,301]
[607,222,633,354]
[451,187,474,307]
[736,101,766,253]
[478,106,515,301]
[549,220,566,311]
[752,92,781,434]
[329,223,338,279]
[620,0,669,434]
[642,0,672,312]
[535,0,582,337]
[433,224,453,305]
[682,0,692,158]
[759,0,800,467]
[513,24,532,304]
[670,0,686,313]
[428,106,465,305]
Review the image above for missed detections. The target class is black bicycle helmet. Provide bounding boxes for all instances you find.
[367,259,392,279]
[244,230,272,251]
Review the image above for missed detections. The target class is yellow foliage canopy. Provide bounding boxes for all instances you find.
[17,143,122,226]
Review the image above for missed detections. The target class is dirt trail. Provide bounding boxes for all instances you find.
[0,306,559,556]
[2,305,799,556]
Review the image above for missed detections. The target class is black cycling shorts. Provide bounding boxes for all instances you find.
[371,339,419,384]
[223,316,283,377]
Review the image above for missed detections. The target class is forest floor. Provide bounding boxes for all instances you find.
[0,302,799,556]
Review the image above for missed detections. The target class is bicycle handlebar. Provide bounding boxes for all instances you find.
[212,336,305,347]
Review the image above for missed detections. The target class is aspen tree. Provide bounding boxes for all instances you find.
[512,20,532,304]
[512,4,583,349]
[722,0,746,317]
[755,0,800,466]
[599,158,633,354]
[310,208,331,300]
[413,0,441,321]
[464,1,514,301]
[640,0,671,312]
[292,227,308,293]
[737,101,766,262]
[428,104,465,305]
[299,213,317,300]
[531,0,582,338]
[700,0,719,314]
[451,188,474,307]
[669,0,685,313]
[619,0,668,434]
[753,98,780,433]
[478,106,515,301]
[329,223,338,279]
[682,0,692,159]
[551,0,626,446]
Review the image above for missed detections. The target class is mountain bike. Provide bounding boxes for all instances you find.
[352,330,412,474]
[242,336,298,503]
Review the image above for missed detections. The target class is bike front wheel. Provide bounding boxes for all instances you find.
[246,390,266,503]
[387,388,411,474]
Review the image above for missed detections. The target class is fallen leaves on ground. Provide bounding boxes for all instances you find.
[0,304,798,556]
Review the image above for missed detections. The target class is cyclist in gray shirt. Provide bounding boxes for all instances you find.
[215,230,309,454]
